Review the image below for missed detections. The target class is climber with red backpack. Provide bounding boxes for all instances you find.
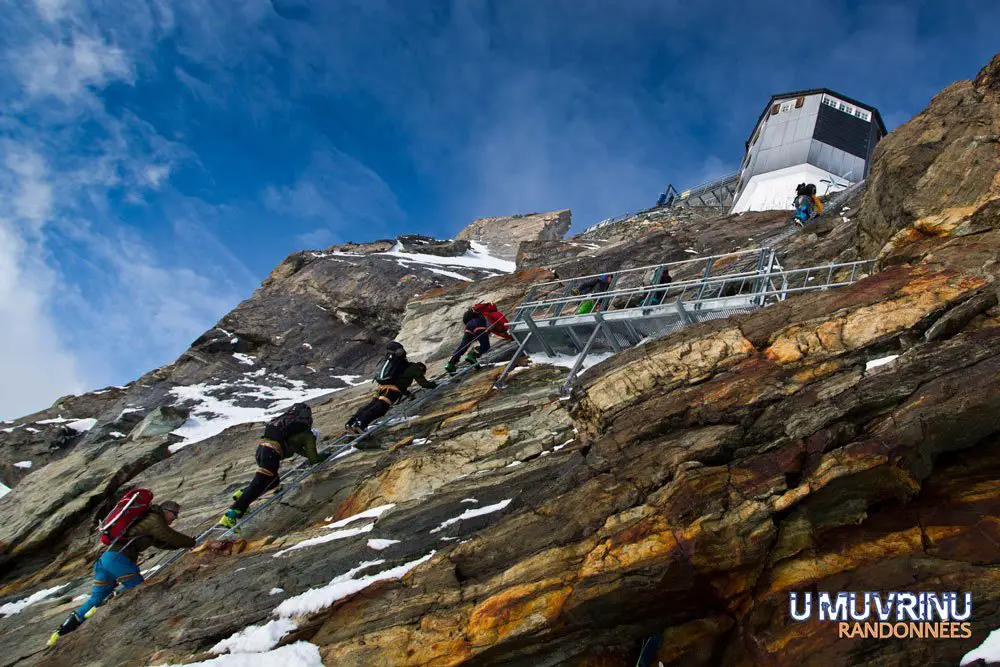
[444,302,513,375]
[345,341,437,435]
[48,491,194,646]
[217,402,323,529]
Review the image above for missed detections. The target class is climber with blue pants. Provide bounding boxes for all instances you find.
[48,500,194,646]
[792,183,822,227]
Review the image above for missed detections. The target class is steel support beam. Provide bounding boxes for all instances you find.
[494,332,533,389]
[675,297,695,325]
[593,312,621,352]
[565,326,585,353]
[561,321,604,394]
[522,313,555,357]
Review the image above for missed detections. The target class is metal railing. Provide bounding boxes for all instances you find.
[496,255,875,392]
[677,170,740,201]
[513,248,772,321]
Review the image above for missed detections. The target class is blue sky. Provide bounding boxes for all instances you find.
[0,0,997,419]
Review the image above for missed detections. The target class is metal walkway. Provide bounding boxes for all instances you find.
[496,249,874,392]
[671,171,740,209]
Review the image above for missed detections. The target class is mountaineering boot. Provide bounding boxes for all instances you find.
[345,419,365,435]
[231,488,243,504]
[218,508,243,530]
[464,349,482,367]
[444,362,457,375]
[47,613,82,647]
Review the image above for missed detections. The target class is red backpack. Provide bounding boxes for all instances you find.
[99,488,154,546]
[472,302,497,314]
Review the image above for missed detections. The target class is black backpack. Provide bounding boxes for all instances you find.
[263,403,312,442]
[374,342,407,383]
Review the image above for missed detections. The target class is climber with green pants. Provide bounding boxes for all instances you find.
[346,341,438,434]
[574,273,613,314]
[444,303,513,374]
[218,402,324,530]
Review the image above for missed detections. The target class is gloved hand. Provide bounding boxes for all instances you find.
[311,427,321,441]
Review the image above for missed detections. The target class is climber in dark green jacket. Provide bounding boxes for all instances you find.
[219,403,323,529]
[346,343,437,434]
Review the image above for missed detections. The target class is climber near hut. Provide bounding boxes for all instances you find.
[218,403,323,529]
[48,493,195,646]
[792,183,823,226]
[346,342,437,434]
[444,302,513,374]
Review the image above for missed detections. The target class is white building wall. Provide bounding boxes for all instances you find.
[731,163,848,214]
[732,91,873,213]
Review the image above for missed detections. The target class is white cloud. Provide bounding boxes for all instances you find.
[13,35,134,101]
[33,0,71,23]
[4,151,53,230]
[144,164,171,189]
[58,223,250,376]
[0,221,85,420]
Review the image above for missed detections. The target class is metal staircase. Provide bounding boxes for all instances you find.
[496,249,874,393]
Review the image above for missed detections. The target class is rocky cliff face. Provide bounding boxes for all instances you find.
[457,209,572,262]
[2,55,1000,667]
[859,53,1000,269]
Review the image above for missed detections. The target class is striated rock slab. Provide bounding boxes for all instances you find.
[457,209,571,262]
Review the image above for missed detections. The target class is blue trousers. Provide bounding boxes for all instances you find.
[74,550,143,620]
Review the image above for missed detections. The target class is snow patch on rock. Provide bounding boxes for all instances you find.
[327,504,395,529]
[273,523,374,558]
[274,554,434,617]
[168,375,345,452]
[160,641,323,666]
[430,499,512,534]
[211,618,297,655]
[0,583,71,617]
[366,538,400,551]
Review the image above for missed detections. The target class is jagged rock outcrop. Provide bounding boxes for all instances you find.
[859,53,1000,267]
[457,209,571,262]
[180,238,504,387]
[2,53,999,667]
[0,386,131,489]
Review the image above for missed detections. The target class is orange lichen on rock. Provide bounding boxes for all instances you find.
[466,579,572,645]
[765,270,985,364]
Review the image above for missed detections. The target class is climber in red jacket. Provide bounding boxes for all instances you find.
[444,302,513,374]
